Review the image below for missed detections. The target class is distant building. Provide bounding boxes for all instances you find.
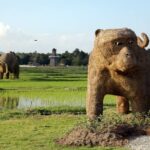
[49,48,59,66]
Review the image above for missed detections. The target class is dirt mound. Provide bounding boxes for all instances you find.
[56,124,146,147]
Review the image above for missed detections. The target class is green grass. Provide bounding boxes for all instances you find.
[0,114,83,150]
[0,66,116,110]
[0,113,126,150]
[0,66,125,150]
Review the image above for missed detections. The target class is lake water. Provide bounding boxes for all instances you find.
[0,96,85,109]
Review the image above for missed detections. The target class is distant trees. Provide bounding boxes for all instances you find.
[72,48,89,66]
[59,49,89,66]
[17,51,50,65]
[16,48,89,66]
[17,53,30,65]
[60,51,72,66]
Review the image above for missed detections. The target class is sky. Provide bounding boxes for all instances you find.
[0,0,150,53]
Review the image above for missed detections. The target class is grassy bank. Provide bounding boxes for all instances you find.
[0,110,128,150]
[0,66,124,150]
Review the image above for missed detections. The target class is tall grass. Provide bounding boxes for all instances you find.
[0,66,116,110]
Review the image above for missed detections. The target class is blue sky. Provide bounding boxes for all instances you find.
[0,0,150,53]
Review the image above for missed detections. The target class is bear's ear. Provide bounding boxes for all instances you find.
[95,29,102,37]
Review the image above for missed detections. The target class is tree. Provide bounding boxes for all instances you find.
[17,53,30,65]
[71,49,89,66]
[60,51,72,65]
[16,49,89,66]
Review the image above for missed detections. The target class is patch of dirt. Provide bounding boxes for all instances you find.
[56,124,147,147]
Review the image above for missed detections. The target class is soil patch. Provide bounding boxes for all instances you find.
[56,123,149,147]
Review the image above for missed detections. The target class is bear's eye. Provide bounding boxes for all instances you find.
[128,40,134,45]
[115,41,123,46]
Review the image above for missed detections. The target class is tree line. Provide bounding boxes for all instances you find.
[16,48,89,66]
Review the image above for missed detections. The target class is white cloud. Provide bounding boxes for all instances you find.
[0,22,10,37]
[0,22,93,53]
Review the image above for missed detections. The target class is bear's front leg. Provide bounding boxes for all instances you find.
[116,96,129,114]
[86,68,105,121]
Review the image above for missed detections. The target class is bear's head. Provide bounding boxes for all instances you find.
[94,28,149,73]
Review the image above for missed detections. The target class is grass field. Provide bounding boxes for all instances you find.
[0,66,126,150]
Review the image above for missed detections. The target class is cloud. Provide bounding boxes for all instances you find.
[0,22,10,37]
[0,22,93,53]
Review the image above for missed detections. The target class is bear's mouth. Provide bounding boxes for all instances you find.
[116,66,139,76]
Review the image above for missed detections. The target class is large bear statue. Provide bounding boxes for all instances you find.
[86,28,150,121]
[0,52,19,79]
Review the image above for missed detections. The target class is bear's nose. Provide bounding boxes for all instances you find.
[125,53,132,57]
